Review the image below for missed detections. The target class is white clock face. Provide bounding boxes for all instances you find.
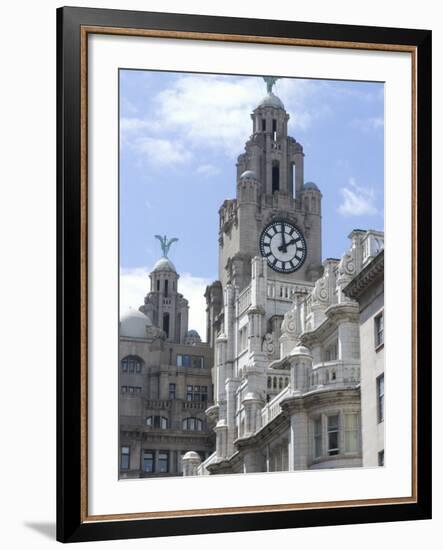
[259,221,307,273]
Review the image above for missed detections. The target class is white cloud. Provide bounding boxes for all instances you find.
[195,163,220,177]
[120,267,211,340]
[132,137,192,166]
[350,116,384,133]
[338,178,378,217]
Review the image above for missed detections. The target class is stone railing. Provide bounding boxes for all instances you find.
[267,281,311,302]
[237,285,251,315]
[261,385,290,426]
[183,401,207,410]
[145,400,171,409]
[309,361,360,389]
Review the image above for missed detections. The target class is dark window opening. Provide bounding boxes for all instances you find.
[327,414,340,456]
[377,374,384,423]
[261,118,266,131]
[164,279,169,297]
[163,312,170,337]
[120,446,130,470]
[272,162,280,193]
[156,279,160,291]
[272,118,277,140]
[169,383,176,400]
[378,450,384,466]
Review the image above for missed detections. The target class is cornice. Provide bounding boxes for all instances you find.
[343,250,384,300]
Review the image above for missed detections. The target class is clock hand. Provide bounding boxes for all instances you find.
[278,237,299,252]
[280,223,287,252]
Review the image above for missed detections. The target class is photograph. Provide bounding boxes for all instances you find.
[118,70,385,479]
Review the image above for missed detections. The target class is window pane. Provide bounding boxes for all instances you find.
[176,355,182,366]
[143,451,154,472]
[328,431,338,450]
[121,446,130,469]
[159,452,169,473]
[327,415,339,431]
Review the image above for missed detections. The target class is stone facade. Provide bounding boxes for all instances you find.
[343,242,385,467]
[119,257,215,478]
[183,86,384,477]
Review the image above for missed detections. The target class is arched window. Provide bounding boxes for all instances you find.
[267,377,272,389]
[146,416,168,429]
[279,377,283,390]
[273,377,277,389]
[121,355,142,374]
[285,377,289,387]
[182,417,203,431]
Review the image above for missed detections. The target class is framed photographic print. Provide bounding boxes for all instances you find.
[57,6,432,543]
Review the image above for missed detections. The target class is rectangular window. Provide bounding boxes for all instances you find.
[158,451,169,473]
[201,385,208,402]
[325,341,338,362]
[261,118,266,131]
[378,450,385,466]
[375,311,384,348]
[169,383,176,400]
[142,450,154,473]
[191,356,204,368]
[327,414,340,456]
[120,446,130,470]
[314,417,322,458]
[176,354,182,367]
[344,413,360,453]
[121,386,127,393]
[182,355,191,367]
[377,374,384,423]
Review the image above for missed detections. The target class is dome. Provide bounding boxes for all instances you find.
[152,256,176,273]
[182,451,201,463]
[302,181,320,191]
[184,329,202,345]
[258,92,285,110]
[120,308,152,338]
[239,170,257,180]
[290,344,312,358]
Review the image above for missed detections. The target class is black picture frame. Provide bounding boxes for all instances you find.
[57,6,432,543]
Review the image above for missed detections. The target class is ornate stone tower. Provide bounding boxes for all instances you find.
[218,77,323,291]
[139,236,189,344]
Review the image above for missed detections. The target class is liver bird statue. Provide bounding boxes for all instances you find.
[155,235,178,258]
[263,76,281,94]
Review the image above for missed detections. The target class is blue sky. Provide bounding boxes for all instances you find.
[119,70,384,337]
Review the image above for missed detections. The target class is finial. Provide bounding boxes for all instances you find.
[154,235,178,258]
[263,76,281,94]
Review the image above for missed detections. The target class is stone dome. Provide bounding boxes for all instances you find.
[184,329,202,345]
[120,308,152,338]
[290,344,312,358]
[182,451,201,462]
[239,170,258,180]
[152,256,177,273]
[302,181,320,191]
[258,92,285,110]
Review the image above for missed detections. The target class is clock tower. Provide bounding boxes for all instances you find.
[218,77,322,291]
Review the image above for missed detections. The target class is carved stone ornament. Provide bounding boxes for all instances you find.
[262,332,275,357]
[281,308,298,335]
